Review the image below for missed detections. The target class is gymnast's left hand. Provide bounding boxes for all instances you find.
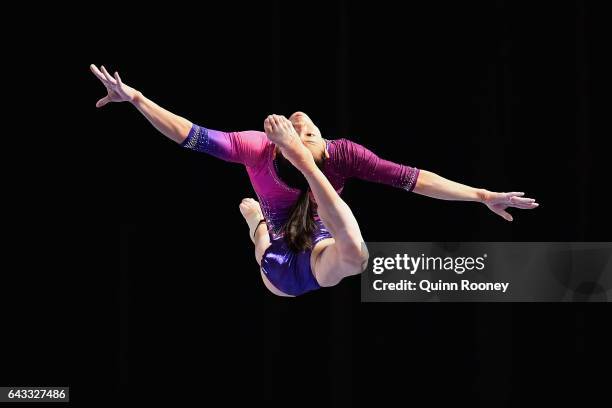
[481,191,539,222]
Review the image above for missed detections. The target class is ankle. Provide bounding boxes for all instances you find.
[253,219,268,238]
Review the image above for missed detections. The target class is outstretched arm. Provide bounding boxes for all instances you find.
[413,170,539,221]
[333,139,538,222]
[90,64,267,166]
[413,170,483,201]
[90,64,191,143]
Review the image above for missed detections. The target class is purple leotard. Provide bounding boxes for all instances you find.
[181,124,420,295]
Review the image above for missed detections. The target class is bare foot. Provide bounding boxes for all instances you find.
[263,114,316,173]
[239,198,266,243]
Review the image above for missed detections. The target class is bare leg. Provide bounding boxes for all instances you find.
[264,115,369,286]
[238,198,270,265]
[239,198,293,297]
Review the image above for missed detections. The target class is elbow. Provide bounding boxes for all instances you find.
[177,123,193,144]
[340,240,370,272]
[174,122,195,145]
[412,169,434,194]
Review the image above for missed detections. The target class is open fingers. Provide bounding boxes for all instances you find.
[114,71,123,85]
[509,197,539,211]
[90,64,109,85]
[509,196,536,205]
[100,65,117,85]
[96,96,110,108]
[511,201,539,209]
[494,207,513,222]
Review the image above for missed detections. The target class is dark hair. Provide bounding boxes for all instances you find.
[275,151,325,252]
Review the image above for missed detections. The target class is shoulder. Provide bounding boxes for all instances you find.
[327,137,351,149]
[327,137,365,151]
[236,130,268,141]
[238,130,272,166]
[327,138,354,157]
[325,138,358,176]
[326,138,365,162]
[234,130,271,150]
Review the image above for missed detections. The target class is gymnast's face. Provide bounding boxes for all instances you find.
[288,111,328,160]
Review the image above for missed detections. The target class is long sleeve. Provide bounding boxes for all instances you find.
[180,124,268,167]
[328,138,420,192]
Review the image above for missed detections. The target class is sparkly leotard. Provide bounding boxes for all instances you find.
[181,124,420,295]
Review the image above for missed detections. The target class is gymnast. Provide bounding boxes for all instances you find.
[92,64,539,297]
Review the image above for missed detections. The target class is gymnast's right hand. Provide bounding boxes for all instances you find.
[90,64,140,108]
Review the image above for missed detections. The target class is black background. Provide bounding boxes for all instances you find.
[4,1,609,407]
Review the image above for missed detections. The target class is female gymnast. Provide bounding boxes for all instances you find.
[93,64,539,297]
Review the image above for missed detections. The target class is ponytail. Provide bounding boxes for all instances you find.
[275,151,324,252]
[282,190,317,252]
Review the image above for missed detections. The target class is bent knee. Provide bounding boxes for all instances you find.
[255,242,272,266]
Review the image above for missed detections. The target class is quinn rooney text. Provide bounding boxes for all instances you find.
[372,279,510,293]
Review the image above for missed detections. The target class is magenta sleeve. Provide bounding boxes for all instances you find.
[329,138,420,192]
[180,124,268,167]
